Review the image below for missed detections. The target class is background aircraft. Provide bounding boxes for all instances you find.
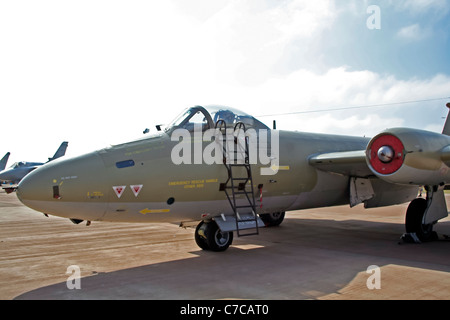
[15,105,450,251]
[0,142,68,191]
[0,152,10,172]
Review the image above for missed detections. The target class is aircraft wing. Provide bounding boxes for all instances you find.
[308,150,373,178]
[2,184,18,194]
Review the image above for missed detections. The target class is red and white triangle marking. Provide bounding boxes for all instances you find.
[112,186,127,198]
[130,184,143,197]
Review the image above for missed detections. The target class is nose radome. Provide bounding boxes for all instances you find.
[17,152,108,218]
[17,159,62,205]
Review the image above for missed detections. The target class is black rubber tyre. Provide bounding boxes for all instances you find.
[195,221,210,250]
[260,212,285,227]
[405,198,436,242]
[205,222,233,252]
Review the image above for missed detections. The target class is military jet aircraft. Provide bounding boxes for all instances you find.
[0,142,68,191]
[16,105,450,251]
[0,152,10,172]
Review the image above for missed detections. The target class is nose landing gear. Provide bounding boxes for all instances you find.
[195,221,234,252]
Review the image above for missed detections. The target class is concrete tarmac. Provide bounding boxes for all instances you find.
[0,191,449,300]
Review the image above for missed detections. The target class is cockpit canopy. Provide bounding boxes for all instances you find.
[8,162,43,170]
[165,105,269,133]
[9,162,27,169]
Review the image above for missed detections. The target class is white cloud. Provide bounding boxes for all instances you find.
[399,0,450,14]
[238,68,450,137]
[286,113,405,138]
[196,0,338,85]
[397,24,431,41]
[0,1,449,162]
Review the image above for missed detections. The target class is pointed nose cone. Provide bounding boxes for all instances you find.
[17,152,108,220]
[17,162,59,206]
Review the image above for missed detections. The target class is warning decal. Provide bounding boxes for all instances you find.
[113,186,127,198]
[130,184,143,197]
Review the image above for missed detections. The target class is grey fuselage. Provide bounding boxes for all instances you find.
[0,162,43,184]
[16,130,417,224]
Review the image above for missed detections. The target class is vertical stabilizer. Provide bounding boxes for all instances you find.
[0,152,10,171]
[442,103,450,136]
[48,142,69,162]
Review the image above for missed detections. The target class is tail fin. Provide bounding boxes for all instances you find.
[442,103,450,135]
[0,152,10,171]
[48,142,69,162]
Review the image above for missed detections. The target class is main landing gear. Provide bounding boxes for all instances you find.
[403,186,447,243]
[405,198,438,242]
[260,212,285,227]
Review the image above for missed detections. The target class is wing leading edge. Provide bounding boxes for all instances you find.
[308,150,373,178]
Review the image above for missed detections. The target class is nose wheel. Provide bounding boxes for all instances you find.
[195,221,234,252]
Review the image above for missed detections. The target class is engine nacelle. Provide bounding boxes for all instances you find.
[366,128,450,186]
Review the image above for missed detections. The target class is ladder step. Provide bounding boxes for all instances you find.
[214,214,264,233]
[221,187,250,192]
[237,230,259,237]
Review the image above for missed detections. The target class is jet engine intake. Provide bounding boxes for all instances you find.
[366,128,450,186]
[368,133,405,175]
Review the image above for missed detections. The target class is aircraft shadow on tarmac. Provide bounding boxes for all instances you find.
[14,217,450,300]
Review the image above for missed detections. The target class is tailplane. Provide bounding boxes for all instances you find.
[48,142,69,162]
[442,102,450,135]
[0,152,10,171]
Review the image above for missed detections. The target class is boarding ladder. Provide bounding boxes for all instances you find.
[216,120,261,237]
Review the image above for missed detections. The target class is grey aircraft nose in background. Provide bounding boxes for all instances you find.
[0,142,68,188]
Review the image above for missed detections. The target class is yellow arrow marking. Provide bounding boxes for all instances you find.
[271,165,290,171]
[140,208,170,215]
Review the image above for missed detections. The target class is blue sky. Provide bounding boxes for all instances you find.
[1,0,449,162]
[322,1,450,79]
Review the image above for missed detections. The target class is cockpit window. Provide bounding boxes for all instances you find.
[165,105,269,133]
[210,108,268,130]
[185,110,209,131]
[10,162,25,169]
[165,106,213,133]
[167,109,192,129]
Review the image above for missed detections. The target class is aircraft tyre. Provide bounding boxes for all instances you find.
[405,198,437,242]
[195,221,233,252]
[195,221,210,250]
[260,212,285,227]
